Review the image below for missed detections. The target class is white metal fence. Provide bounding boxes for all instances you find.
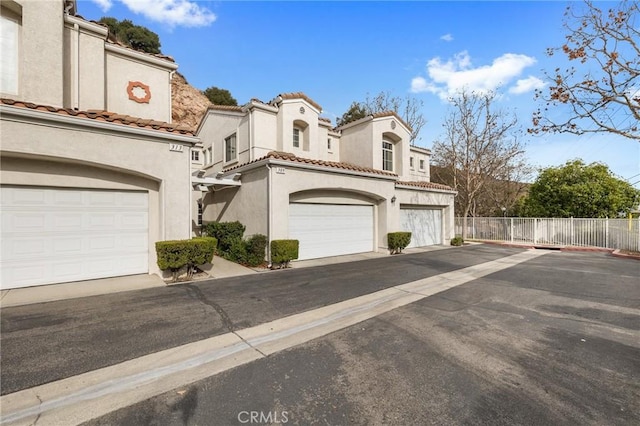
[455,217,640,251]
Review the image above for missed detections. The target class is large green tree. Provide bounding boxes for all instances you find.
[523,159,640,217]
[99,17,161,54]
[202,86,238,106]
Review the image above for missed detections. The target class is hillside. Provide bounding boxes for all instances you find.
[171,72,212,130]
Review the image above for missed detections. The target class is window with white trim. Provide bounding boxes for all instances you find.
[327,138,332,150]
[410,157,414,169]
[206,147,213,165]
[1,10,19,95]
[191,150,200,162]
[225,134,237,162]
[382,140,393,172]
[419,159,425,170]
[293,127,300,148]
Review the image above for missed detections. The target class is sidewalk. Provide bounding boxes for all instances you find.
[0,256,257,308]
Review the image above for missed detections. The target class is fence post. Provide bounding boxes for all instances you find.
[534,219,538,244]
[472,216,476,239]
[605,217,609,249]
[570,217,574,246]
[510,218,514,242]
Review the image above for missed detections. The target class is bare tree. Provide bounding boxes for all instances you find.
[364,92,426,144]
[432,89,528,239]
[530,0,640,141]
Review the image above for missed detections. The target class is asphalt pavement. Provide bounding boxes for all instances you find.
[1,246,638,425]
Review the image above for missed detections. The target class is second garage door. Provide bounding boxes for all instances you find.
[1,186,149,289]
[400,207,443,248]
[289,203,374,260]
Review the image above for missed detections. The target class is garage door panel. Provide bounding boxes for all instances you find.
[289,203,374,260]
[400,208,443,248]
[1,187,149,289]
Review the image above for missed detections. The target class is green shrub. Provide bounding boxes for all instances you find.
[271,239,299,268]
[225,237,248,264]
[450,236,464,246]
[202,221,245,251]
[388,232,412,254]
[245,234,268,267]
[155,237,217,282]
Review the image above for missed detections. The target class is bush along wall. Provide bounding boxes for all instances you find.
[202,221,267,267]
[156,237,217,282]
[388,232,412,254]
[271,239,299,269]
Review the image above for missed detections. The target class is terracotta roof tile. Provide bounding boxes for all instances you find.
[0,98,196,136]
[318,117,333,124]
[225,151,397,177]
[206,104,243,113]
[274,92,322,112]
[370,111,413,132]
[396,180,456,192]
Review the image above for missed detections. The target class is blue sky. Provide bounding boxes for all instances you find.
[81,0,639,187]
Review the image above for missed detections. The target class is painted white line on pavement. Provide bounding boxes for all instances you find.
[0,249,547,426]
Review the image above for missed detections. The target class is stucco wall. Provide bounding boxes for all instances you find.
[0,111,195,275]
[105,49,173,122]
[407,149,430,182]
[268,165,396,251]
[197,110,245,173]
[4,0,64,105]
[201,166,269,238]
[340,124,373,169]
[277,100,321,158]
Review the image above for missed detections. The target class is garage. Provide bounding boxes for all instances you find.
[1,186,149,289]
[400,207,443,247]
[289,203,374,260]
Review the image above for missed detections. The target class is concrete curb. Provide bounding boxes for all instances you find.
[611,249,640,261]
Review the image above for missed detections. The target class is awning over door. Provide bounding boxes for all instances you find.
[1,186,149,289]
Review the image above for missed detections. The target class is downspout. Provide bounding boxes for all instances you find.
[73,22,80,110]
[266,163,273,268]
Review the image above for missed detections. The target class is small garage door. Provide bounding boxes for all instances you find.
[400,207,443,248]
[289,203,374,260]
[1,186,149,289]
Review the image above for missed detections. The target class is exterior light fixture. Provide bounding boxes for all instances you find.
[391,196,397,204]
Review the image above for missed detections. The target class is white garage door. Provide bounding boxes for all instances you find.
[400,208,443,248]
[289,203,374,260]
[1,186,149,289]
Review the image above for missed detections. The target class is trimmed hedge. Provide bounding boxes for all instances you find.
[450,236,464,246]
[271,239,299,268]
[246,234,268,266]
[156,237,217,282]
[202,221,245,252]
[388,232,412,254]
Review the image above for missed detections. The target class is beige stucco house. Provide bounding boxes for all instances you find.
[0,0,198,289]
[193,94,456,261]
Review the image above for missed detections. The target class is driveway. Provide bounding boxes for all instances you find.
[1,247,638,425]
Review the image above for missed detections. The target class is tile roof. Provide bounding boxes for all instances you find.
[206,104,244,113]
[1,98,196,135]
[396,180,456,192]
[274,93,323,112]
[225,151,397,177]
[318,117,333,124]
[370,111,413,132]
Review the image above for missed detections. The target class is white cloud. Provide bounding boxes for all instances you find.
[508,76,546,94]
[94,0,216,27]
[440,33,454,42]
[411,50,538,100]
[91,0,113,12]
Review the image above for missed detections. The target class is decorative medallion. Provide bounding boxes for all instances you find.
[391,120,396,129]
[127,81,151,104]
[299,106,305,114]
